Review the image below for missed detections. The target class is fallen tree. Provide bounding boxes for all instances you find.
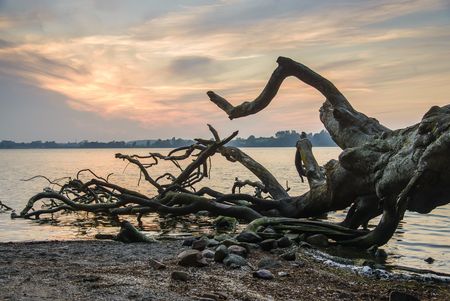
[13,57,450,248]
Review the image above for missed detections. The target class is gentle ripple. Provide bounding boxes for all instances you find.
[0,148,448,274]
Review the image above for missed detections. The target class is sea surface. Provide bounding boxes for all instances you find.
[0,148,448,274]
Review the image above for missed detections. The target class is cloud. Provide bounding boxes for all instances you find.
[0,0,449,141]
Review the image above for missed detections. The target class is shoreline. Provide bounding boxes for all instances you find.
[1,240,448,301]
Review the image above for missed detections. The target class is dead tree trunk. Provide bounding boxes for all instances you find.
[208,56,450,247]
[14,57,450,248]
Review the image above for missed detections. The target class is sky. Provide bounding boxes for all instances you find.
[0,0,449,142]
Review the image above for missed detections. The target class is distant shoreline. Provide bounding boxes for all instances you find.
[0,130,338,149]
[0,145,339,150]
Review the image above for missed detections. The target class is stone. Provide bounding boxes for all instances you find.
[207,239,220,247]
[297,234,307,242]
[221,239,240,247]
[292,261,305,268]
[94,234,115,240]
[276,236,292,248]
[213,216,237,230]
[228,245,247,258]
[214,245,229,262]
[223,254,247,268]
[298,241,312,248]
[199,293,221,301]
[192,238,208,251]
[425,257,435,264]
[252,269,274,280]
[280,251,296,261]
[236,231,262,243]
[213,234,232,242]
[196,210,209,216]
[262,227,277,234]
[149,258,166,270]
[278,271,290,277]
[367,245,378,255]
[171,271,189,281]
[257,257,282,269]
[202,249,215,259]
[177,250,207,267]
[239,242,260,251]
[306,234,329,247]
[259,239,277,251]
[182,237,196,246]
[375,248,388,259]
[389,291,420,301]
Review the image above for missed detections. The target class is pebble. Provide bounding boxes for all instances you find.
[213,234,232,242]
[171,271,189,281]
[257,257,282,269]
[221,239,240,247]
[280,251,296,261]
[223,254,247,268]
[259,239,277,251]
[202,249,215,259]
[298,241,312,248]
[182,237,196,247]
[425,257,435,264]
[214,245,229,263]
[306,234,329,247]
[192,238,208,251]
[375,248,388,259]
[253,269,274,280]
[236,231,262,243]
[207,239,220,248]
[149,258,166,270]
[389,291,419,301]
[177,250,207,267]
[276,236,292,248]
[228,245,247,258]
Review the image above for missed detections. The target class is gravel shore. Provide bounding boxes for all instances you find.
[0,240,448,301]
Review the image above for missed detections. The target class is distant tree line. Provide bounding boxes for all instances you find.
[0,130,336,149]
[228,130,336,147]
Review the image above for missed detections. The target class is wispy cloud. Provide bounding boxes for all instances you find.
[1,0,449,140]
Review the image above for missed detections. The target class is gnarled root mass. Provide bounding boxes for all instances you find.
[14,57,450,249]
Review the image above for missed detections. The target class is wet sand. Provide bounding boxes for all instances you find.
[0,240,448,301]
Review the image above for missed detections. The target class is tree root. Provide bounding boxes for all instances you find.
[14,57,450,249]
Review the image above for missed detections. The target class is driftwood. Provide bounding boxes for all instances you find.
[13,57,450,248]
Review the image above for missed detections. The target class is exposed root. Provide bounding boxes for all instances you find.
[14,57,450,249]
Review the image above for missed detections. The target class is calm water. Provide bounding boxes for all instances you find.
[0,148,448,274]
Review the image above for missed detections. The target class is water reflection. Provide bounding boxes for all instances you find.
[0,148,449,274]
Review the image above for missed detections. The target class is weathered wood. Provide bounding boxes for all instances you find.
[15,57,450,249]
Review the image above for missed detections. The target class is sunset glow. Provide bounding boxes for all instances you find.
[1,0,449,141]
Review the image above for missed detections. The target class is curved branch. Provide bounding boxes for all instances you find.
[208,56,390,148]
